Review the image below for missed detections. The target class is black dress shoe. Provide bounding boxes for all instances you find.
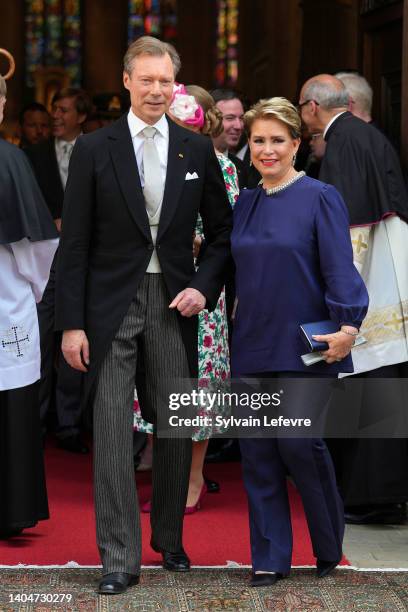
[345,503,407,525]
[316,559,340,578]
[0,527,24,540]
[250,572,283,587]
[151,542,190,572]
[98,572,139,595]
[204,476,220,493]
[57,435,89,454]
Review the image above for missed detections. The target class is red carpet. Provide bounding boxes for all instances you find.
[0,442,349,567]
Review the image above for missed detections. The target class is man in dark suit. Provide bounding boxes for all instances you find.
[55,36,232,594]
[299,74,408,526]
[25,89,92,454]
[210,88,261,188]
[19,102,50,148]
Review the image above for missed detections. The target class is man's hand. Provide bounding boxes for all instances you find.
[62,329,90,372]
[169,288,206,317]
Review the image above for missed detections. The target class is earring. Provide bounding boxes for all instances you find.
[249,159,253,167]
[292,154,297,167]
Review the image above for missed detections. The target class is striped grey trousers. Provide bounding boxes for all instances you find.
[93,274,192,575]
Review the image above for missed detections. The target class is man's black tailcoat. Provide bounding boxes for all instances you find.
[55,114,232,400]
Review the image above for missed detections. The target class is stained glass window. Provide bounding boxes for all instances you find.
[25,0,82,87]
[215,0,238,86]
[128,0,177,46]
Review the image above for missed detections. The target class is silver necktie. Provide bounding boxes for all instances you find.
[142,126,163,217]
[60,142,74,189]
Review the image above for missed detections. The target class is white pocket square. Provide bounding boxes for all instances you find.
[185,171,199,180]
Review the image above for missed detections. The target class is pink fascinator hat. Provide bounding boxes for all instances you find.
[169,83,205,129]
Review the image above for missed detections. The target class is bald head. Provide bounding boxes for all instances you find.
[301,74,349,110]
[335,72,372,121]
[298,74,350,134]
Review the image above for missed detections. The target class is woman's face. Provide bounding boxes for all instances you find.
[249,117,300,187]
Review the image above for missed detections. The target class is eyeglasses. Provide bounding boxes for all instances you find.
[297,99,320,111]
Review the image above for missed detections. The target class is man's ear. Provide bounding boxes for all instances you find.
[123,71,131,92]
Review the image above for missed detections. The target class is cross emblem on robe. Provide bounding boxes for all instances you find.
[1,326,30,357]
[384,313,404,332]
[352,233,368,255]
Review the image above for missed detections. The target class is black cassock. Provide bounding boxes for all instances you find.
[0,140,58,534]
[319,112,408,511]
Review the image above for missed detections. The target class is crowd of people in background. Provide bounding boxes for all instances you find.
[1,34,407,594]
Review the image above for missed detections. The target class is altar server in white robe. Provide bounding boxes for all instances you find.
[0,75,59,537]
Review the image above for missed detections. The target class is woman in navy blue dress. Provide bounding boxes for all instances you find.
[231,98,369,587]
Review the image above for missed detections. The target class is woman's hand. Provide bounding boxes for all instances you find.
[312,326,358,364]
[193,234,202,258]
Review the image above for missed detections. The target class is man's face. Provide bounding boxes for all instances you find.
[0,96,5,125]
[298,87,319,133]
[21,110,50,145]
[214,98,244,151]
[123,53,174,125]
[51,96,85,141]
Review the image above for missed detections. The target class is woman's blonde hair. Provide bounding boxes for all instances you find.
[244,97,301,139]
[186,85,223,138]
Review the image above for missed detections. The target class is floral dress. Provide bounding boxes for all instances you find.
[133,153,239,440]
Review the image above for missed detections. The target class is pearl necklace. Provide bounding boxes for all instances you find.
[261,171,306,196]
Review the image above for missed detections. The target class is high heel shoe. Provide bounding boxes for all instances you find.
[316,558,341,578]
[185,483,207,515]
[141,481,208,515]
[140,500,151,513]
[250,572,283,587]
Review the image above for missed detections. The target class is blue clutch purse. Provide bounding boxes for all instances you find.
[299,320,339,353]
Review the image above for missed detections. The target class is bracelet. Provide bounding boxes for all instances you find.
[340,328,359,337]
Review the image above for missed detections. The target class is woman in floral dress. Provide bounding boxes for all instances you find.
[134,84,239,512]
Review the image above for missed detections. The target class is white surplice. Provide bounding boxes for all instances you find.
[0,237,58,391]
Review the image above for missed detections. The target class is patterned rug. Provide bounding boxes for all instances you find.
[0,569,407,611]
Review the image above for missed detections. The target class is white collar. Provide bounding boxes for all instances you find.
[323,111,347,139]
[127,108,168,139]
[55,135,80,148]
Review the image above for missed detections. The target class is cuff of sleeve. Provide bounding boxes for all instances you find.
[340,321,361,330]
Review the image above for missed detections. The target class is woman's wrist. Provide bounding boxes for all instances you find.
[340,325,359,337]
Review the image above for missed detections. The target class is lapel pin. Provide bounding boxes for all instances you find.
[178,153,184,158]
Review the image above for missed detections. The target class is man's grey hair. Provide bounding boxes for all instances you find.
[0,76,7,98]
[335,72,373,115]
[302,79,349,110]
[124,35,181,77]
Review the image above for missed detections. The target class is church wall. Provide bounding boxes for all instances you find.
[0,1,25,136]
[0,0,407,158]
[237,0,303,104]
[82,0,128,95]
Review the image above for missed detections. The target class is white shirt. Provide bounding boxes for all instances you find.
[127,109,169,188]
[127,110,169,273]
[236,143,248,161]
[0,237,59,391]
[55,136,79,189]
[323,111,347,139]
